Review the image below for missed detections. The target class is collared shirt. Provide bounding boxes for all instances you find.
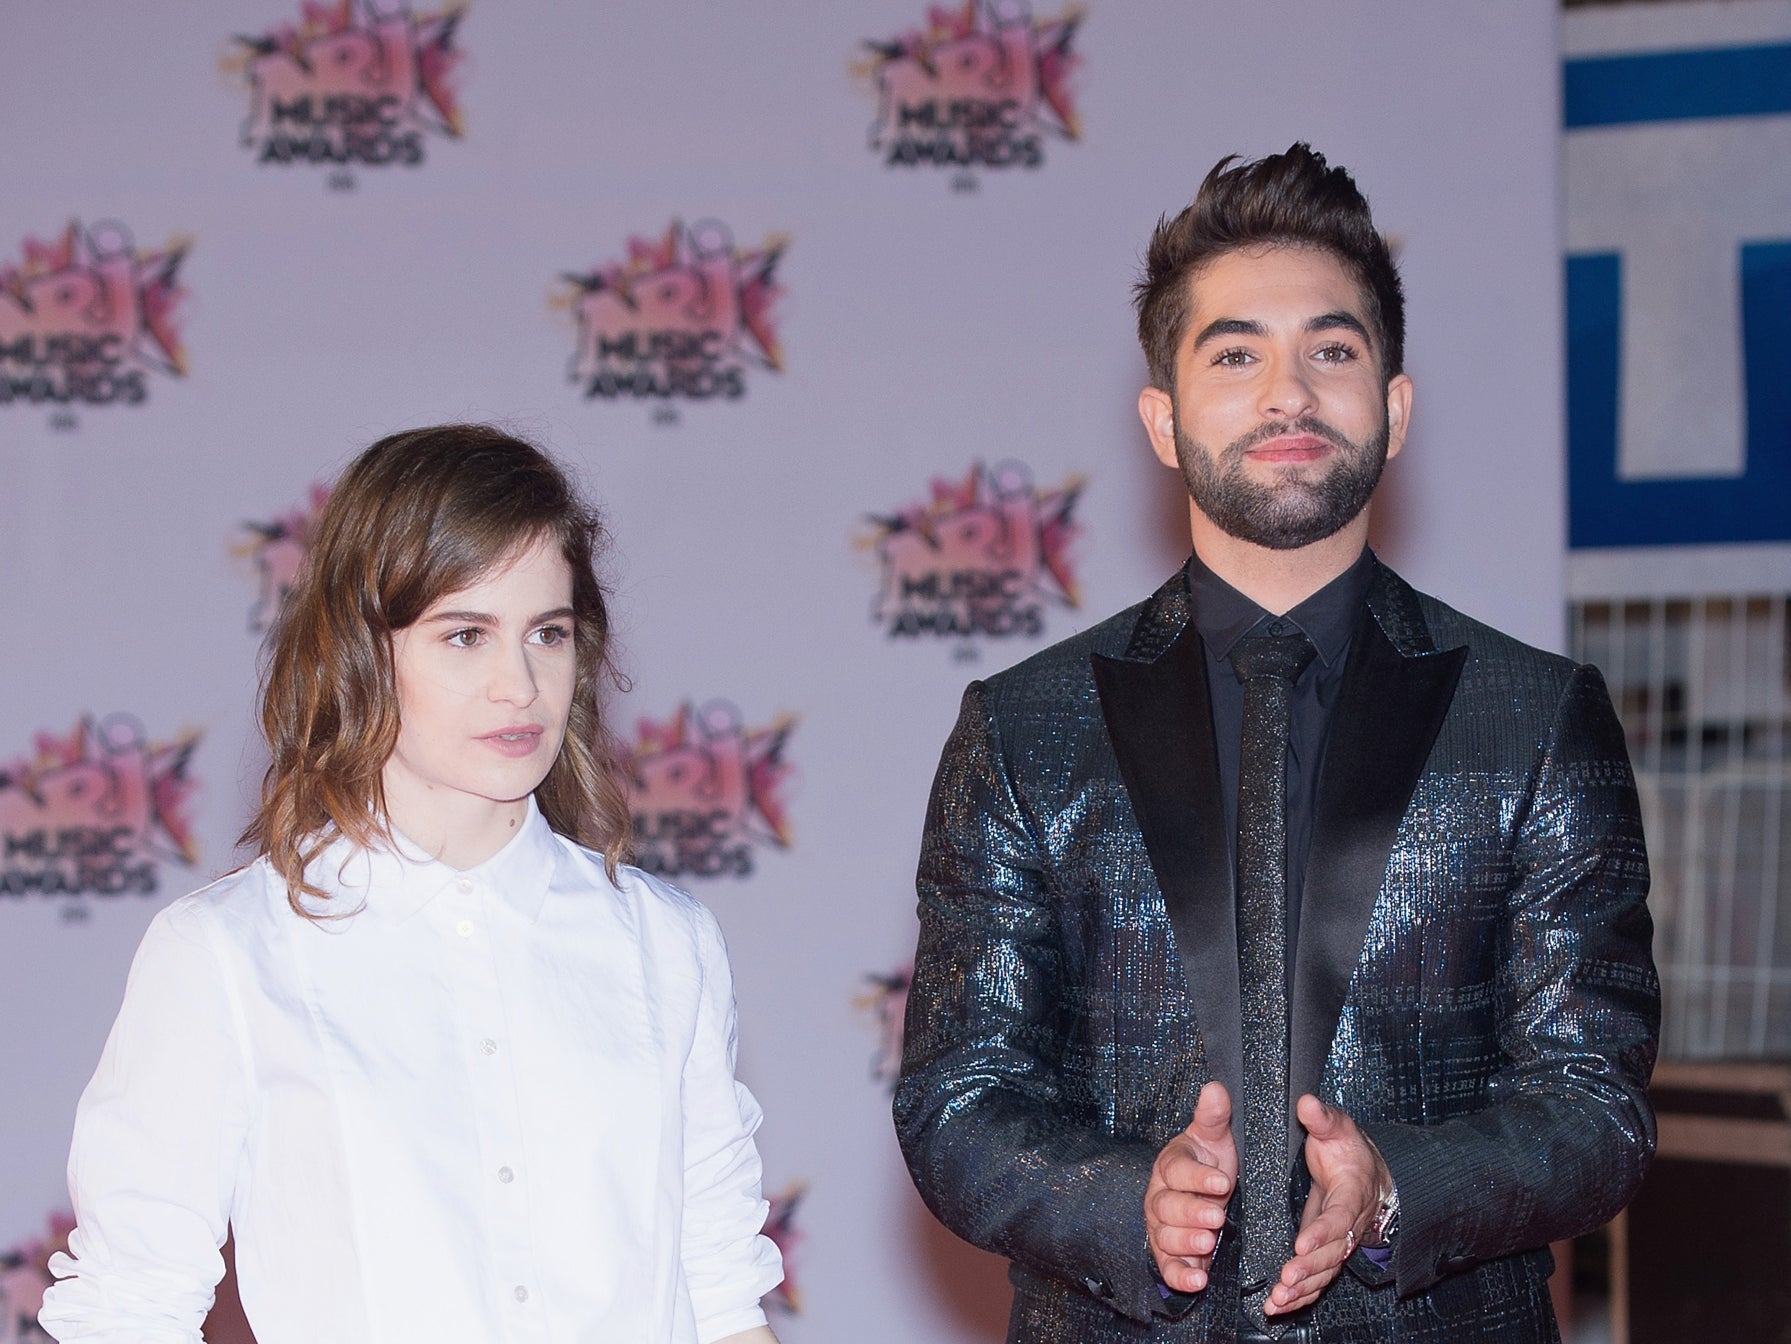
[41,799,782,1344]
[1188,547,1374,970]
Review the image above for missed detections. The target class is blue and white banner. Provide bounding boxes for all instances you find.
[1565,1,1791,595]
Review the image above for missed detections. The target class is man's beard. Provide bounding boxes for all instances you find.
[1173,408,1389,551]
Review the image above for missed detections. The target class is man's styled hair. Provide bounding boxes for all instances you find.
[242,423,634,916]
[1134,142,1405,391]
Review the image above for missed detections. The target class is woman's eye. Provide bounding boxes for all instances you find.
[445,628,481,648]
[532,623,572,647]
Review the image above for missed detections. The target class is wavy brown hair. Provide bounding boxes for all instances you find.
[241,423,634,916]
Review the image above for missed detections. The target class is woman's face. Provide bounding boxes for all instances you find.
[381,537,578,855]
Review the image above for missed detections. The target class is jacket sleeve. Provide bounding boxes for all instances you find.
[893,681,1175,1326]
[39,900,254,1342]
[1360,663,1660,1296]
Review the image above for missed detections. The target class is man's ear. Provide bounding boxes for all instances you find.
[1384,373,1413,462]
[1138,385,1179,470]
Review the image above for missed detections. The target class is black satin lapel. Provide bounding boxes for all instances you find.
[1289,612,1466,1113]
[1092,627,1241,1105]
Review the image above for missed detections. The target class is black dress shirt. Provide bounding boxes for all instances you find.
[1187,547,1374,977]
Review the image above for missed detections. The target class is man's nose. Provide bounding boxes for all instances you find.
[1258,358,1317,421]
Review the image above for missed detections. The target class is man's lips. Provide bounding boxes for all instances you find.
[1246,433,1333,463]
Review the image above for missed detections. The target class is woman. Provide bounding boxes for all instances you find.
[40,425,783,1343]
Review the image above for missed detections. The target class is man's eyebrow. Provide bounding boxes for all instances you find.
[1308,311,1373,344]
[1191,317,1266,349]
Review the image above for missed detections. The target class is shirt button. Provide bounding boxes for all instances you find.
[513,1286,529,1304]
[455,877,474,894]
[479,1038,498,1056]
[455,919,475,938]
[1267,620,1288,635]
[498,1165,514,1183]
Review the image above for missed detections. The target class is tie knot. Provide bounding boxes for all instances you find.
[1228,632,1317,685]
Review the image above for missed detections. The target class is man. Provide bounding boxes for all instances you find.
[893,144,1658,1344]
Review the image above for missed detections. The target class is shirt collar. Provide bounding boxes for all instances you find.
[306,795,561,925]
[1185,545,1373,668]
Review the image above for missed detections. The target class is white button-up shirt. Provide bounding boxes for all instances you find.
[41,801,782,1343]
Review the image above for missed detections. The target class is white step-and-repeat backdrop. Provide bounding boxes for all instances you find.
[0,4,1560,1339]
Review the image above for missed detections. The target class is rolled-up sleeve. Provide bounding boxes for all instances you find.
[40,899,253,1342]
[678,909,783,1344]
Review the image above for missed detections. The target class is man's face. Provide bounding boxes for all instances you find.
[1142,244,1411,551]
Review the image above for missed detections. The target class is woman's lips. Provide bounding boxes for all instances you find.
[479,727,544,758]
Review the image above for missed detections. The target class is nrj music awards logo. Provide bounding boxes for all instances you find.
[0,716,201,902]
[856,963,912,1090]
[763,1182,807,1317]
[621,702,795,882]
[2,1213,71,1344]
[228,0,465,170]
[857,0,1083,174]
[0,222,189,409]
[863,462,1083,641]
[559,220,786,405]
[234,483,331,633]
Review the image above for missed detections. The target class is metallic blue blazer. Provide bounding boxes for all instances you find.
[895,557,1659,1343]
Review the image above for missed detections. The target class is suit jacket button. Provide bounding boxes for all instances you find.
[1082,1275,1112,1299]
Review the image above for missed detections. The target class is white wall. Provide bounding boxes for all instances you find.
[0,4,1562,1340]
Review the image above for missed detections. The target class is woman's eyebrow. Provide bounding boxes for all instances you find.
[419,609,494,625]
[420,606,575,625]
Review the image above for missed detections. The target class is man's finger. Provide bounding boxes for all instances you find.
[1295,1092,1341,1139]
[1186,1080,1232,1141]
[1156,1255,1210,1295]
[1293,1205,1353,1258]
[1149,1221,1221,1259]
[1265,1274,1331,1317]
[1264,1237,1353,1315]
[1156,1147,1233,1197]
[1149,1186,1229,1231]
[1292,1176,1372,1257]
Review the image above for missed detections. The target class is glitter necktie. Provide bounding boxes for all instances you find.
[1229,632,1317,1331]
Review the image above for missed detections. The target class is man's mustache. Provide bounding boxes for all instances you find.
[1225,415,1356,459]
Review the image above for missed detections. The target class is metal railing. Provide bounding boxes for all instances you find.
[1571,596,1791,1059]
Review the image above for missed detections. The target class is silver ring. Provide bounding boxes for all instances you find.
[1343,1228,1357,1257]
